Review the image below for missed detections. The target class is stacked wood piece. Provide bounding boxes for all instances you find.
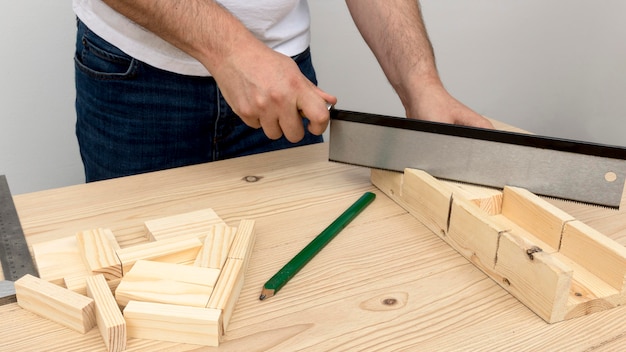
[120,218,256,346]
[86,274,126,352]
[14,274,96,333]
[17,208,256,350]
[371,168,626,323]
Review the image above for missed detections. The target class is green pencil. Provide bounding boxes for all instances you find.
[259,191,376,300]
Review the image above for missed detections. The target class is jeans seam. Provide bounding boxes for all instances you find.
[213,88,221,161]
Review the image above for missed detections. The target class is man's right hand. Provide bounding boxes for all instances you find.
[211,42,337,142]
[102,0,336,142]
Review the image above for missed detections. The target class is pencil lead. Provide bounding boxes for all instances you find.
[259,287,275,301]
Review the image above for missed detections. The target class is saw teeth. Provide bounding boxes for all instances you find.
[540,195,619,212]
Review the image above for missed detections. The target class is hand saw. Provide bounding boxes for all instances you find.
[328,109,626,209]
[0,175,38,305]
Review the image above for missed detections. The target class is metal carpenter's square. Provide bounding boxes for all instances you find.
[0,175,38,304]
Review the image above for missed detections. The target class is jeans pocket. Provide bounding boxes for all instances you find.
[74,22,138,80]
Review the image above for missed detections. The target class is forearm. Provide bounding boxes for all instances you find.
[100,0,337,141]
[101,0,263,74]
[345,0,442,102]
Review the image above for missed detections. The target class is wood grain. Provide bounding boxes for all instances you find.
[194,224,237,269]
[502,186,575,250]
[76,228,122,279]
[124,300,222,346]
[85,274,126,352]
[1,143,624,351]
[115,260,220,308]
[31,235,90,285]
[115,237,203,275]
[15,274,96,334]
[145,208,226,241]
[373,167,626,323]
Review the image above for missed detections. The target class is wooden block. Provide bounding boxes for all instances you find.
[204,219,256,331]
[115,236,203,275]
[76,228,122,279]
[445,182,503,215]
[86,275,126,352]
[494,231,573,323]
[115,260,220,308]
[14,274,96,333]
[227,219,256,261]
[32,236,90,285]
[560,220,626,293]
[369,169,404,199]
[447,197,508,271]
[64,272,90,295]
[32,236,89,286]
[207,258,245,330]
[124,300,222,346]
[371,168,452,238]
[557,252,624,321]
[65,274,122,296]
[145,208,226,241]
[194,224,237,269]
[501,186,575,250]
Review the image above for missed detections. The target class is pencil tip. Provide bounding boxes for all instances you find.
[259,287,275,301]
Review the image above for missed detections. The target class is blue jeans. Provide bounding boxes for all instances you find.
[74,19,323,182]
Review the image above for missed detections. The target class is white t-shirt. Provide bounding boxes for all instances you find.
[73,0,311,76]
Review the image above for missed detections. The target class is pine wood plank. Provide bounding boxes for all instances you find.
[447,197,508,271]
[206,258,244,330]
[446,181,503,215]
[14,274,96,333]
[31,236,90,285]
[194,224,237,269]
[144,208,226,241]
[501,186,575,251]
[557,252,623,321]
[85,274,126,352]
[227,219,256,261]
[63,272,90,295]
[64,273,122,296]
[560,220,626,293]
[203,219,256,331]
[115,260,220,308]
[115,237,203,275]
[491,214,557,255]
[124,300,222,346]
[371,168,452,238]
[494,231,573,323]
[76,228,122,280]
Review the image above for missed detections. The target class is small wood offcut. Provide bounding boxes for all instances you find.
[16,209,256,350]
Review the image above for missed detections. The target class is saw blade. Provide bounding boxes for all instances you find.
[0,175,38,304]
[328,110,626,209]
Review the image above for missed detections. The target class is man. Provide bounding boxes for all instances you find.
[73,0,493,182]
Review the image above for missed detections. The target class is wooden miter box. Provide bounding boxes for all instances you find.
[371,168,626,323]
[16,208,256,351]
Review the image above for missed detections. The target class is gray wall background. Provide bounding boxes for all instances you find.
[2,1,625,194]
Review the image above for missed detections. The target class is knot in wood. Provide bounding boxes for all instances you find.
[382,298,397,306]
[526,246,543,260]
[360,292,408,311]
[243,175,262,183]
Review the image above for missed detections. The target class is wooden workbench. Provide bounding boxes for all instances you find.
[1,142,625,351]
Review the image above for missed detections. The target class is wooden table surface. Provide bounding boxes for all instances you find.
[1,142,625,351]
